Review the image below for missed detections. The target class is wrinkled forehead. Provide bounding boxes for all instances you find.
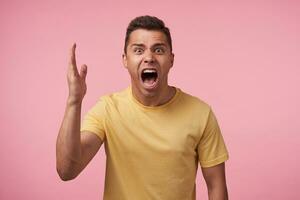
[127,29,169,47]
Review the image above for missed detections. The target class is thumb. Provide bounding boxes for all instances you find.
[79,64,88,81]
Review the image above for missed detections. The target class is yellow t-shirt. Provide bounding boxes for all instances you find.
[81,86,229,200]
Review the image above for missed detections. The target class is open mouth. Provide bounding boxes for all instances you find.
[141,68,158,88]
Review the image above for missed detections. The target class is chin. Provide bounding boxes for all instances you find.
[131,81,159,97]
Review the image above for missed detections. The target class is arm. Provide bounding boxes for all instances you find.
[56,44,103,181]
[201,162,228,200]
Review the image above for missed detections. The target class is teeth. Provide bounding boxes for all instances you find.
[143,69,156,73]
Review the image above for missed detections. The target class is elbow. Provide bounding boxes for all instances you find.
[56,165,78,181]
[56,156,81,181]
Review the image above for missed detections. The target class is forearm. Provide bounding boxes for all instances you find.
[56,99,83,179]
[207,185,228,200]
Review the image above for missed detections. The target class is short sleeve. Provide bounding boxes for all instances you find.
[197,108,229,168]
[80,98,107,141]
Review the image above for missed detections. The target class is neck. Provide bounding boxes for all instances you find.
[131,85,176,107]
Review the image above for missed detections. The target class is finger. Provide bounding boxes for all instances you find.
[79,64,88,81]
[68,43,79,76]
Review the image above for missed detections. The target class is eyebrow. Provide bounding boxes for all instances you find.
[152,43,167,47]
[130,43,144,48]
[130,43,167,48]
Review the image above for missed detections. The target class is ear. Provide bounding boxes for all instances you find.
[170,53,174,68]
[122,53,128,69]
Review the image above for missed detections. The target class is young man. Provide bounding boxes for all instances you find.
[56,16,229,200]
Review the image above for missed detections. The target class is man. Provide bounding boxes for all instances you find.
[56,16,229,200]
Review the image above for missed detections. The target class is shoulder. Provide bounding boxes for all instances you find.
[97,87,130,107]
[178,88,212,114]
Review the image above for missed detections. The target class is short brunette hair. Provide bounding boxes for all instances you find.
[124,15,172,53]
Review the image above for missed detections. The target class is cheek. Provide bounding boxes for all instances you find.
[127,57,141,67]
[127,57,142,70]
[160,59,173,71]
[127,66,140,80]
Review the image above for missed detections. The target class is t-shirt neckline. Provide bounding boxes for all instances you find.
[128,85,181,110]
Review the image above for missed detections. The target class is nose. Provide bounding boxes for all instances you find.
[143,50,155,64]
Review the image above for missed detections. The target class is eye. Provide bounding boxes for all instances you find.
[154,47,165,54]
[133,48,144,54]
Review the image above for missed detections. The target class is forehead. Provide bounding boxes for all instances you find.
[128,29,168,46]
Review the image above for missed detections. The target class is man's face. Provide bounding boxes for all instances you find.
[122,29,174,97]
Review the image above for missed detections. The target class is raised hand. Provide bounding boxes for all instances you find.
[67,43,87,105]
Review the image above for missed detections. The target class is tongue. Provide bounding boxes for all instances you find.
[144,77,156,86]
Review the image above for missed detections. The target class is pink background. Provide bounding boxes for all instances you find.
[1,0,300,199]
